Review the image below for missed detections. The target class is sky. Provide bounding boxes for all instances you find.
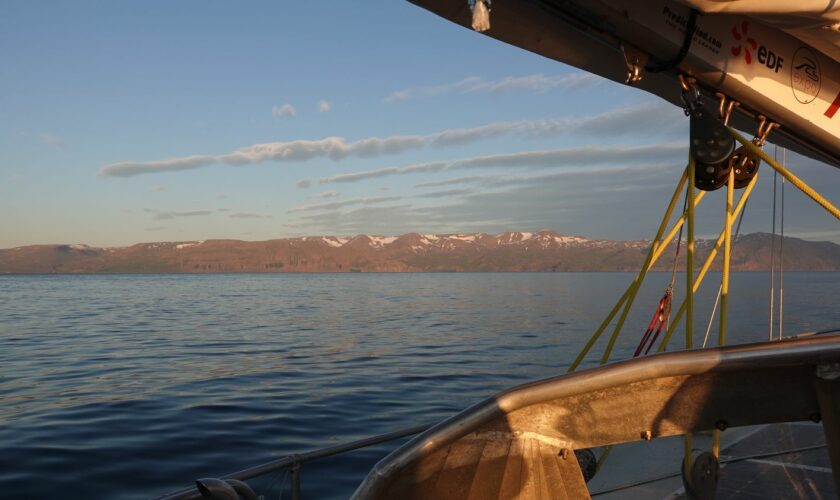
[1,0,839,248]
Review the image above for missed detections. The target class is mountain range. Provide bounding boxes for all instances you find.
[1,231,838,273]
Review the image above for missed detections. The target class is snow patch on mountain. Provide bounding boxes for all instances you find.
[369,236,398,248]
[176,241,204,250]
[321,236,350,248]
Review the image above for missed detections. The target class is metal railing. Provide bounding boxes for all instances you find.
[156,423,432,500]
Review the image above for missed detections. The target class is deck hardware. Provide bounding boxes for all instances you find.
[575,449,598,482]
[714,420,728,431]
[810,412,822,423]
[729,116,779,189]
[817,362,840,380]
[715,93,740,127]
[468,0,490,32]
[559,447,570,460]
[290,454,302,500]
[815,362,840,493]
[194,478,243,500]
[684,79,736,191]
[682,450,719,500]
[645,8,699,73]
[620,43,644,84]
[641,430,652,441]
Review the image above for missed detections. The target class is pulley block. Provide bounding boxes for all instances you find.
[688,95,736,191]
[694,159,731,191]
[728,145,761,189]
[689,97,735,167]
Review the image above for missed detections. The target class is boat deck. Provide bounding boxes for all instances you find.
[591,422,834,499]
[355,335,840,500]
[380,432,589,499]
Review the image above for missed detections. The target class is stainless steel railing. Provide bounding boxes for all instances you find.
[156,423,432,500]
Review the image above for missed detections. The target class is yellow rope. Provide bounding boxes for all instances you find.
[720,168,734,346]
[598,169,689,365]
[570,126,840,472]
[686,155,695,349]
[595,180,707,364]
[728,128,840,220]
[683,433,694,491]
[568,171,710,369]
[713,167,736,459]
[650,191,707,265]
[567,168,689,371]
[567,286,632,372]
[683,154,697,478]
[656,173,759,352]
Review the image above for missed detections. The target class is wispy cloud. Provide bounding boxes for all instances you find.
[99,101,680,178]
[319,190,339,198]
[40,133,65,148]
[295,204,420,234]
[320,161,448,184]
[150,185,167,192]
[296,179,312,188]
[287,195,402,214]
[319,143,685,184]
[385,73,601,103]
[99,128,497,178]
[318,100,331,113]
[99,102,682,178]
[417,188,474,198]
[272,103,296,118]
[414,175,490,188]
[290,164,680,237]
[146,209,213,220]
[228,212,272,219]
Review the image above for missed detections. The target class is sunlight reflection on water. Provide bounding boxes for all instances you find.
[0,272,837,498]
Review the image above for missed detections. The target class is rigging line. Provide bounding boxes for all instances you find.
[637,191,690,357]
[779,148,786,340]
[573,167,690,371]
[656,173,759,353]
[702,190,750,348]
[770,147,778,341]
[656,192,688,350]
[701,290,721,348]
[727,128,840,219]
[670,193,688,291]
[268,467,290,499]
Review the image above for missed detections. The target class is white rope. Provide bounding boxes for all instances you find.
[769,147,777,341]
[702,285,721,348]
[779,148,786,340]
[703,184,749,348]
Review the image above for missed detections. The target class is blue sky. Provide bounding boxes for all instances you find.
[2,0,838,247]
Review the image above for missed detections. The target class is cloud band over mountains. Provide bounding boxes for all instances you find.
[99,101,683,178]
[316,144,685,184]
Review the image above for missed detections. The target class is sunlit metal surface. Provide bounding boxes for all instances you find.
[354,333,840,498]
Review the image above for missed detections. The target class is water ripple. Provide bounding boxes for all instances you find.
[0,272,837,498]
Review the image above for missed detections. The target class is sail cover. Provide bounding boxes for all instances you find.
[677,1,840,63]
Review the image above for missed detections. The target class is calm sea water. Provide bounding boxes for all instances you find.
[1,272,838,499]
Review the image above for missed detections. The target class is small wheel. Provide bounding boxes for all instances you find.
[575,448,597,483]
[681,450,719,500]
